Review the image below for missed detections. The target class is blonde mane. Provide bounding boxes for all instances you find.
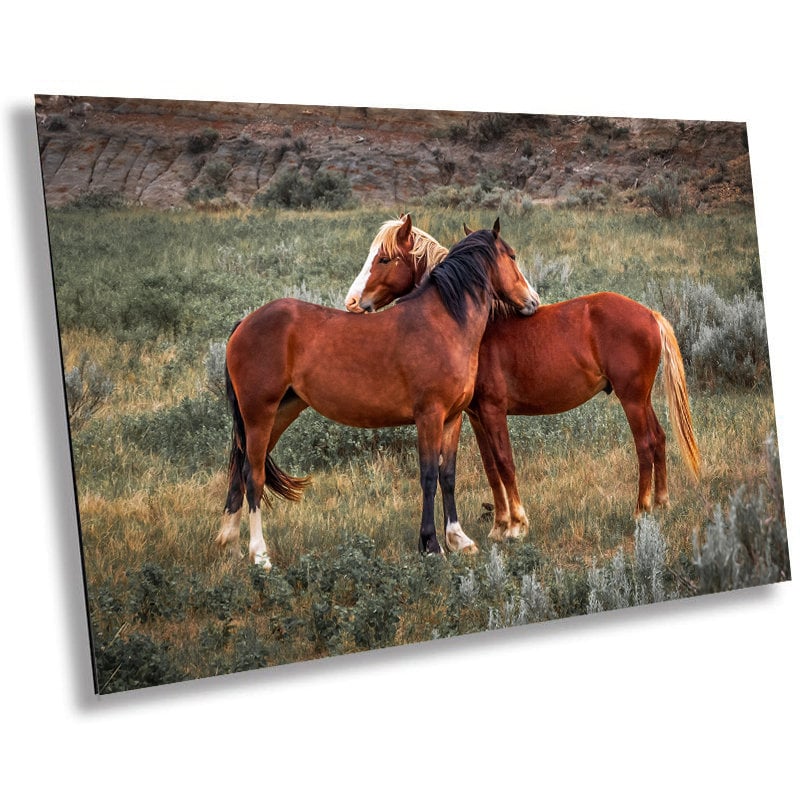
[371,217,449,275]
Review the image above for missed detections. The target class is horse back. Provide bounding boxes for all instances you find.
[475,292,661,414]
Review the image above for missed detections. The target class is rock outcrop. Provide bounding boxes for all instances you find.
[35,94,752,210]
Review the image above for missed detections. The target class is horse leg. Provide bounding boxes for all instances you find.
[618,395,656,516]
[478,404,529,540]
[215,391,307,561]
[439,413,478,554]
[415,408,446,555]
[467,409,512,541]
[649,403,669,508]
[268,391,309,450]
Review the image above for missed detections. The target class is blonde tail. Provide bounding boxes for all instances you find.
[654,311,700,478]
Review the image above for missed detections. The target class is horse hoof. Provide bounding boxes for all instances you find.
[505,523,529,540]
[445,522,478,554]
[419,537,443,556]
[488,523,508,542]
[252,552,273,571]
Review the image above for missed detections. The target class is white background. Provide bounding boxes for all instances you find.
[3,3,797,797]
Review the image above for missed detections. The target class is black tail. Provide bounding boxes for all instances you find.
[224,329,310,509]
[223,356,248,514]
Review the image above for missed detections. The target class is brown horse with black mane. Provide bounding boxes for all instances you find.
[217,221,537,568]
[345,215,700,541]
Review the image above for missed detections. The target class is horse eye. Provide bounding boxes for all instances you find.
[379,257,391,264]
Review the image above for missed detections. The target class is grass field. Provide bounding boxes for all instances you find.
[46,203,788,693]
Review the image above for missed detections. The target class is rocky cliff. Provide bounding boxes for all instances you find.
[35,94,753,210]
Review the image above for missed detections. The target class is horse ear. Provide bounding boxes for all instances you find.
[463,223,474,236]
[492,217,501,238]
[398,213,413,245]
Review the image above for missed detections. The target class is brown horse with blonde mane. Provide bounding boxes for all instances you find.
[217,221,537,567]
[345,214,700,541]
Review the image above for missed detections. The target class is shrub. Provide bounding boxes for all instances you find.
[64,352,113,431]
[447,122,470,143]
[418,182,537,213]
[116,270,190,339]
[527,253,573,299]
[692,433,789,593]
[310,169,353,209]
[587,516,670,613]
[646,278,771,389]
[187,128,220,154]
[272,411,417,473]
[122,393,229,474]
[127,563,187,622]
[641,174,684,218]
[474,113,515,146]
[560,188,608,210]
[95,631,185,694]
[67,188,126,209]
[203,158,232,187]
[295,534,403,653]
[633,515,668,605]
[255,169,313,209]
[45,114,68,131]
[254,168,354,210]
[204,340,227,401]
[691,293,770,387]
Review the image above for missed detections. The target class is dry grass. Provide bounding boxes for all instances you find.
[48,204,779,691]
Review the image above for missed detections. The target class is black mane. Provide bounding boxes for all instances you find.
[412,229,498,324]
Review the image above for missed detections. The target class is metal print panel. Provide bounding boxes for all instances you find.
[35,94,791,694]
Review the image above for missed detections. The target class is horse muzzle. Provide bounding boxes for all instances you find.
[519,292,540,316]
[346,295,366,314]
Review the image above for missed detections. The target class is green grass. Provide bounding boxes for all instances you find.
[46,203,785,693]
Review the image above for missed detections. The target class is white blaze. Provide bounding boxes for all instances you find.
[345,243,379,311]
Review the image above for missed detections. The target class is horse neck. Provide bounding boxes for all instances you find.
[418,276,493,345]
[411,236,448,287]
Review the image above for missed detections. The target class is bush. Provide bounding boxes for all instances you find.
[254,168,353,210]
[67,188,126,209]
[419,182,536,213]
[45,114,68,131]
[95,631,186,694]
[64,352,113,431]
[122,393,229,474]
[256,169,313,209]
[290,534,403,653]
[204,340,227,401]
[559,188,608,210]
[692,433,789,593]
[127,563,187,622]
[586,516,670,613]
[187,128,220,154]
[310,169,353,209]
[272,411,417,474]
[647,278,771,389]
[527,253,573,298]
[203,158,232,187]
[641,174,684,218]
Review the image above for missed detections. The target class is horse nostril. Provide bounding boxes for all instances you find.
[359,300,374,313]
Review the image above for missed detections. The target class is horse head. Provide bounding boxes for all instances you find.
[483,218,539,316]
[345,214,442,313]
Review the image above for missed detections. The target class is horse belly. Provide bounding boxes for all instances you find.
[293,368,416,428]
[504,354,606,415]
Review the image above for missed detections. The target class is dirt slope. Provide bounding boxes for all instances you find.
[35,94,752,210]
